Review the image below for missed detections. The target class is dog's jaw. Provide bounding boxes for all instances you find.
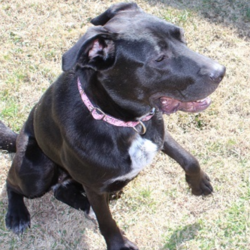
[157,96,212,115]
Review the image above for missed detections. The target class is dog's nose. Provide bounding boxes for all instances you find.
[199,64,226,84]
[209,65,226,84]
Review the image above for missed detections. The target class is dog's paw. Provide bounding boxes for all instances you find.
[186,170,213,196]
[108,237,139,250]
[5,205,30,234]
[121,239,139,250]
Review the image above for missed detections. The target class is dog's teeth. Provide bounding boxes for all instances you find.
[197,99,206,103]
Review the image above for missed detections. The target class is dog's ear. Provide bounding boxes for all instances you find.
[62,27,115,71]
[91,2,140,26]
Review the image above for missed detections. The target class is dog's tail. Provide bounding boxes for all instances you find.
[0,121,17,153]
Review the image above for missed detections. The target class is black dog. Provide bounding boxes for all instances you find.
[0,3,225,250]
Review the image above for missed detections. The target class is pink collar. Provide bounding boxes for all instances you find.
[77,78,155,134]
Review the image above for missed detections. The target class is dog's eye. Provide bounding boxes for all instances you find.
[155,55,165,62]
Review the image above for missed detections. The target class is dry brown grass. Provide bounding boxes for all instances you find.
[0,0,250,249]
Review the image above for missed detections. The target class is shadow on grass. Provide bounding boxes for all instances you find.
[162,223,201,250]
[145,0,250,39]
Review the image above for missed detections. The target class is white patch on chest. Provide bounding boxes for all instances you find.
[109,135,158,183]
[129,136,158,171]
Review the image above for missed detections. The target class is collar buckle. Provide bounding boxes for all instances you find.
[91,107,106,120]
[133,120,147,135]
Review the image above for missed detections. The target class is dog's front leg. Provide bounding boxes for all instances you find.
[84,187,138,250]
[162,131,213,195]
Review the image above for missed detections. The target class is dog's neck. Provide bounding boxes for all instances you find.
[78,72,154,120]
[77,77,155,134]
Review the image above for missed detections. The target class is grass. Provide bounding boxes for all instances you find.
[1,0,250,249]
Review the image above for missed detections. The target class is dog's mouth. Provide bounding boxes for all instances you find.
[158,96,212,114]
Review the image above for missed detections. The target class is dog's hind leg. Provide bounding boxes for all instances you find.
[6,114,57,234]
[6,138,57,234]
[53,180,90,214]
[5,185,31,234]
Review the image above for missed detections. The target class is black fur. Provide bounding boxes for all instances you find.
[0,3,225,249]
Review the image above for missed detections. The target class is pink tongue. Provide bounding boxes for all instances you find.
[160,97,211,114]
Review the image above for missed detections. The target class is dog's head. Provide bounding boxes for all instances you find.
[63,2,225,115]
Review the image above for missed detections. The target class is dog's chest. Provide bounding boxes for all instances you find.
[108,135,158,185]
[128,136,158,173]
